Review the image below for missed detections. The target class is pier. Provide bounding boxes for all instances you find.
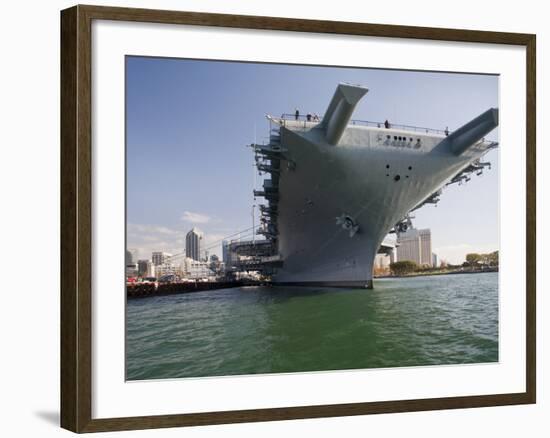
[126,280,266,299]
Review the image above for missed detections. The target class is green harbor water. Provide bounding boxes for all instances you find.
[126,272,498,380]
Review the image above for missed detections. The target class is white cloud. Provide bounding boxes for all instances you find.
[181,211,212,224]
[127,223,178,235]
[127,223,184,260]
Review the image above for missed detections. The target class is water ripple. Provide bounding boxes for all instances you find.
[126,272,498,379]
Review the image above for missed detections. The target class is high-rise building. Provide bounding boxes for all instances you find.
[396,228,432,266]
[152,251,172,266]
[185,228,203,261]
[432,253,439,268]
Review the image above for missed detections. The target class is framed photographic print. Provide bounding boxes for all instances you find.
[60,4,536,433]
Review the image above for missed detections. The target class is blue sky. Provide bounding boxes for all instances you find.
[126,57,499,264]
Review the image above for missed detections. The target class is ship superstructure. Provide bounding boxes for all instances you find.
[252,83,498,288]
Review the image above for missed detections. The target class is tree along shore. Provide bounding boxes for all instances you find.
[375,266,498,279]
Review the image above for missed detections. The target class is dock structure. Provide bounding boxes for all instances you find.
[127,280,255,299]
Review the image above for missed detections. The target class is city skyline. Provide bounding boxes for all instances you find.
[126,57,499,265]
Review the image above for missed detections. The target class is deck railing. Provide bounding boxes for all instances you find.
[276,113,449,136]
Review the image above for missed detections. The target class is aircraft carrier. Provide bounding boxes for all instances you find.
[251,83,498,288]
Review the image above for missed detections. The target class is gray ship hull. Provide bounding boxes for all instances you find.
[253,83,498,288]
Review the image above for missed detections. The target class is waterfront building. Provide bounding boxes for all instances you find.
[185,228,203,261]
[152,251,172,266]
[396,228,432,266]
[432,253,440,268]
[155,264,178,278]
[137,259,155,277]
[182,257,215,280]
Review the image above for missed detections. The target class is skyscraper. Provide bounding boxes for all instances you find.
[185,228,203,261]
[396,228,432,266]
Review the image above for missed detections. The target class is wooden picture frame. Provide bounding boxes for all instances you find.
[61,4,536,433]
